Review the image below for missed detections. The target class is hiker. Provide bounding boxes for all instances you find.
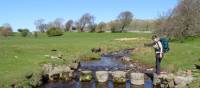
[152,35,167,75]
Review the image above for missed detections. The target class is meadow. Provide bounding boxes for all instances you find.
[0,32,199,86]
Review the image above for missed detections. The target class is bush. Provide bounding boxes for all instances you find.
[46,27,63,37]
[18,29,29,37]
[33,31,38,38]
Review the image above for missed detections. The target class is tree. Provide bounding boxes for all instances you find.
[88,23,97,32]
[18,28,29,37]
[154,0,200,40]
[96,22,106,33]
[52,18,64,29]
[109,20,121,33]
[75,21,81,32]
[78,13,95,32]
[0,23,13,37]
[65,20,73,32]
[47,18,65,31]
[34,19,48,32]
[117,11,133,32]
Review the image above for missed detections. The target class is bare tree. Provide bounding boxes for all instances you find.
[65,20,73,32]
[0,23,13,37]
[88,23,97,32]
[78,13,95,32]
[117,11,133,32]
[34,19,48,32]
[52,18,64,29]
[75,21,81,32]
[96,22,106,33]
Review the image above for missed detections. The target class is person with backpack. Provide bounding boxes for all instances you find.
[152,35,169,75]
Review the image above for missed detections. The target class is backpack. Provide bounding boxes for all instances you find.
[160,38,170,53]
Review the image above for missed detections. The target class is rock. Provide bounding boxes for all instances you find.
[57,54,63,59]
[60,72,71,80]
[42,64,53,74]
[111,71,126,83]
[168,79,175,88]
[194,64,200,70]
[96,71,109,82]
[69,62,79,70]
[91,48,101,53]
[80,71,93,82]
[153,73,175,87]
[50,56,59,59]
[130,73,144,85]
[146,68,154,71]
[25,72,33,79]
[175,82,187,88]
[186,70,192,76]
[121,56,130,62]
[43,64,72,81]
[174,76,193,86]
[28,73,43,87]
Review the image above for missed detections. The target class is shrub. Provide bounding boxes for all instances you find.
[33,31,38,38]
[18,29,29,37]
[46,27,63,37]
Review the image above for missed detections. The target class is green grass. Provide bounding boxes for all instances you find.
[0,32,150,86]
[0,32,199,87]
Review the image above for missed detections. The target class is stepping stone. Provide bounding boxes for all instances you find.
[130,73,144,85]
[80,71,93,82]
[96,71,109,82]
[111,71,126,83]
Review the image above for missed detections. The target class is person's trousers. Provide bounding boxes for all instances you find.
[156,53,163,74]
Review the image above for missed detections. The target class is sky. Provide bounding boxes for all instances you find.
[0,0,178,31]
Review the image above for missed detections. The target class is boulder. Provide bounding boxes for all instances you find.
[111,71,126,83]
[43,64,72,81]
[174,76,193,86]
[153,73,175,88]
[121,56,130,62]
[80,71,93,82]
[42,64,53,74]
[130,73,144,85]
[96,71,109,82]
[69,62,79,70]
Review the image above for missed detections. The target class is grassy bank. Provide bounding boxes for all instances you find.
[0,32,199,86]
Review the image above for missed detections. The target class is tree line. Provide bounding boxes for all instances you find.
[34,11,134,34]
[0,11,135,37]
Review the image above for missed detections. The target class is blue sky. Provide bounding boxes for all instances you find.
[0,0,178,31]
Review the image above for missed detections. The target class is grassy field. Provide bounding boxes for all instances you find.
[0,32,199,86]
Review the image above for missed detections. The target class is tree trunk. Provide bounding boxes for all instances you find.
[121,25,126,32]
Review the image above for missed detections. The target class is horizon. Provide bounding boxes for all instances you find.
[0,0,178,31]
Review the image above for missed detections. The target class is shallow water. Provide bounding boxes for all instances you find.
[40,50,153,88]
[41,79,153,88]
[80,56,129,71]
